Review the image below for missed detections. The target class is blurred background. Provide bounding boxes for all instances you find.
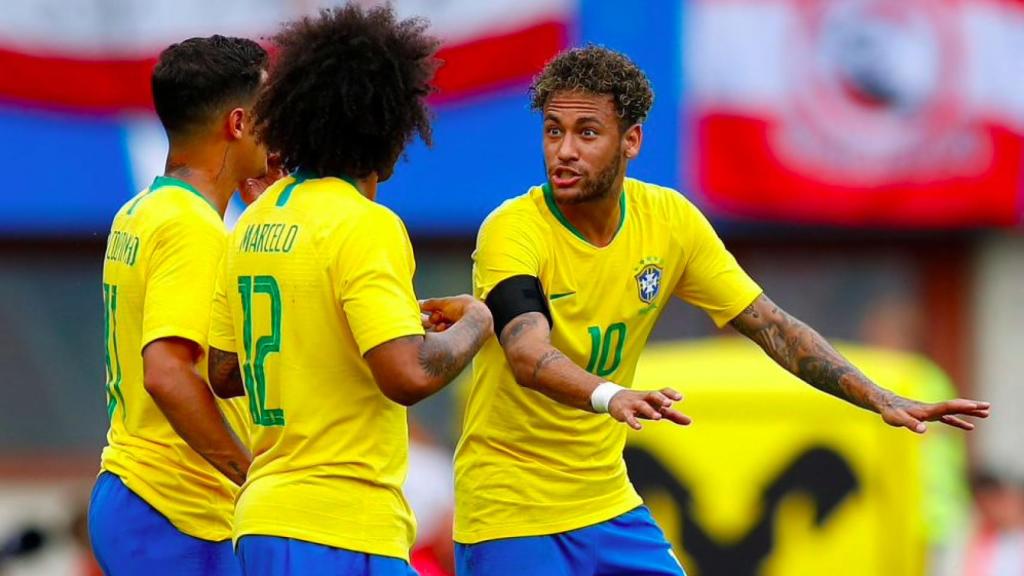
[1,0,1022,575]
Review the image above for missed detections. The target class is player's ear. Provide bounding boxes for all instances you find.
[623,123,642,160]
[226,107,246,141]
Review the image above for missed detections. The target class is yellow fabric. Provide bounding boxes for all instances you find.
[629,339,952,576]
[99,178,247,541]
[454,178,762,543]
[208,174,425,560]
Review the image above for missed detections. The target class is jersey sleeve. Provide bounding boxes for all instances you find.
[207,252,236,353]
[333,205,425,356]
[672,199,762,327]
[472,207,545,300]
[141,213,226,352]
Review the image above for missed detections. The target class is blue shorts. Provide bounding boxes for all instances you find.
[456,505,685,576]
[236,535,418,576]
[88,471,240,576]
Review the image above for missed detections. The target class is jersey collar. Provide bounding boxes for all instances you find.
[150,175,218,213]
[541,182,627,247]
[276,169,360,206]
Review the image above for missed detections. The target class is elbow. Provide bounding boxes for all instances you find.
[143,366,177,402]
[377,372,436,407]
[384,390,423,407]
[504,347,536,390]
[380,383,429,407]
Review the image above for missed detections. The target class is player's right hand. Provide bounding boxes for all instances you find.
[608,388,692,430]
[241,152,287,204]
[419,295,489,333]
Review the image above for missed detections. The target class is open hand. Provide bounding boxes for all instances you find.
[879,396,990,433]
[608,387,693,430]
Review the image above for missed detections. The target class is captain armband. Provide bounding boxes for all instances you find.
[484,275,553,339]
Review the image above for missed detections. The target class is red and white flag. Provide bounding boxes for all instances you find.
[0,0,570,112]
[688,0,1024,227]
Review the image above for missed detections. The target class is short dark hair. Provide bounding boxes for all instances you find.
[530,45,654,130]
[254,5,440,180]
[152,35,268,139]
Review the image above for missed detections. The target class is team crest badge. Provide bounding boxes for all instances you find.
[635,264,662,304]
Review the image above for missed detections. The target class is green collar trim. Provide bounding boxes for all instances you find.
[129,175,218,215]
[541,183,627,247]
[277,169,360,207]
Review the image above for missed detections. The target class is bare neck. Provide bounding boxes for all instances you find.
[554,180,625,247]
[164,144,236,216]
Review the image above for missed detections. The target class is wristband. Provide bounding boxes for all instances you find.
[590,382,625,413]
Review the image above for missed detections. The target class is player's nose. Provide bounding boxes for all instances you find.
[555,135,579,161]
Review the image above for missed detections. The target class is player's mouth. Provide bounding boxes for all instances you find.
[551,167,582,188]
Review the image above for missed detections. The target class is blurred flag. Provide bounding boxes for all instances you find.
[0,0,569,111]
[0,0,571,235]
[688,0,1024,228]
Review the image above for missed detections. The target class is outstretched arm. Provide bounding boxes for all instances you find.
[499,312,691,430]
[729,294,990,433]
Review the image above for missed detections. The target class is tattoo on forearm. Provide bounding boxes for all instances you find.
[796,358,855,398]
[500,314,540,347]
[419,341,458,379]
[419,307,491,382]
[731,296,881,410]
[531,349,570,387]
[209,348,243,391]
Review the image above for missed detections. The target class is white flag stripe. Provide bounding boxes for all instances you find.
[0,0,571,57]
[685,1,793,110]
[687,0,1024,129]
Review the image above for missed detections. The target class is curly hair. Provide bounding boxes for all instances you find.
[254,4,440,180]
[152,35,268,139]
[530,45,654,130]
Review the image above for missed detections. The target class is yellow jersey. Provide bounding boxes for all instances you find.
[99,176,249,541]
[208,173,426,560]
[454,178,762,543]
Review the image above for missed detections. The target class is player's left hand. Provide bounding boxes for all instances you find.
[609,388,693,431]
[241,153,287,204]
[878,396,990,434]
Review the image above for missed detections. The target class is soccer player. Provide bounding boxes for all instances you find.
[454,46,991,576]
[88,36,272,575]
[204,6,492,576]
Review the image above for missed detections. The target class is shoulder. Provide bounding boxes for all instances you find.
[331,197,410,256]
[625,178,701,218]
[137,187,223,240]
[478,186,547,239]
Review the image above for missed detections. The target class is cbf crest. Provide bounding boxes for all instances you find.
[635,263,663,304]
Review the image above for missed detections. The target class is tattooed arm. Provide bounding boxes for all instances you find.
[208,346,245,399]
[364,295,493,406]
[144,338,251,485]
[730,294,990,433]
[498,312,691,429]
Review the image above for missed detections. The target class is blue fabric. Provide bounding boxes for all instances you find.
[455,506,685,576]
[236,535,418,576]
[88,471,240,575]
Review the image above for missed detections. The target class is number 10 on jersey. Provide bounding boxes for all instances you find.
[237,275,286,427]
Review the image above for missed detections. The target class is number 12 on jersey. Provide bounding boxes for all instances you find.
[237,275,286,427]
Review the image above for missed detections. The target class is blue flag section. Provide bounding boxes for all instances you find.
[4,0,1022,236]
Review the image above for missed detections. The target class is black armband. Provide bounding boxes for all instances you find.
[485,275,553,338]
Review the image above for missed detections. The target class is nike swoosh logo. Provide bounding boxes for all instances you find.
[549,292,576,301]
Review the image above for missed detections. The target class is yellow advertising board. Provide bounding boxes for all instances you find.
[627,338,968,576]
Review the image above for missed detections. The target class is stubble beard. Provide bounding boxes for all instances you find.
[564,148,623,205]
